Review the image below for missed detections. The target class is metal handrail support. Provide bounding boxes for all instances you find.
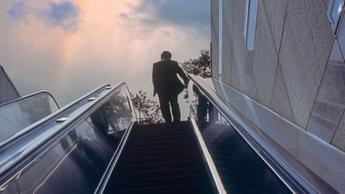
[0,83,125,187]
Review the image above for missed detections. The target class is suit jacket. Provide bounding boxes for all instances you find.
[152,59,188,95]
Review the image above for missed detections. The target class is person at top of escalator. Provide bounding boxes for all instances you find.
[152,51,189,124]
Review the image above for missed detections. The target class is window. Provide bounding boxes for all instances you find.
[218,0,223,79]
[243,0,258,51]
[328,0,344,32]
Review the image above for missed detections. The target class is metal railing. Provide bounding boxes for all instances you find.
[0,91,59,109]
[0,91,60,145]
[0,83,136,188]
[0,84,110,149]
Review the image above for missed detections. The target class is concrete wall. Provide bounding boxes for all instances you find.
[211,0,345,152]
[0,65,20,104]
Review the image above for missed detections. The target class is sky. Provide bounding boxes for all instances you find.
[0,0,210,106]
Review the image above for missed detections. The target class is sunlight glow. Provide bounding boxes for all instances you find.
[0,0,210,104]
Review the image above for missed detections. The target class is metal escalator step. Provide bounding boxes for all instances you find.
[117,159,204,177]
[133,127,191,134]
[129,133,193,142]
[105,122,213,194]
[121,152,202,164]
[123,146,199,156]
[117,174,208,188]
[119,166,203,177]
[103,122,215,194]
[122,147,200,159]
[117,184,210,194]
[133,127,192,133]
[125,139,197,149]
[125,139,197,150]
[130,131,193,140]
[115,159,202,172]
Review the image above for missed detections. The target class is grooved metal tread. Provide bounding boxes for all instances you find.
[103,122,215,194]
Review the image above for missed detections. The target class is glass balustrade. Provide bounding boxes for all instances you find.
[0,92,59,144]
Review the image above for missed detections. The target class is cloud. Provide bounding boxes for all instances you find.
[7,0,27,20]
[117,0,210,40]
[1,0,210,106]
[134,0,210,33]
[41,1,79,31]
[6,0,80,31]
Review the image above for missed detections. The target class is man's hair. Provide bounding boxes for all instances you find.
[161,51,172,60]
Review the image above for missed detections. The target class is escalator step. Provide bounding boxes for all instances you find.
[122,147,200,160]
[129,134,193,143]
[114,159,202,172]
[103,122,215,194]
[118,166,204,179]
[121,152,202,165]
[125,140,198,150]
[117,184,211,194]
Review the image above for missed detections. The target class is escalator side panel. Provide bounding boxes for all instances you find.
[14,119,121,194]
[0,83,136,194]
[190,83,293,193]
[202,123,292,194]
[0,92,59,144]
[0,180,18,194]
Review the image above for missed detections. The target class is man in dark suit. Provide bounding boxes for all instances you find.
[152,51,189,124]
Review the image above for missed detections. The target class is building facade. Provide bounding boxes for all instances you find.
[0,65,19,104]
[211,0,345,152]
[210,0,345,192]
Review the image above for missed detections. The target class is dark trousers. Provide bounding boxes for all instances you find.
[158,92,180,124]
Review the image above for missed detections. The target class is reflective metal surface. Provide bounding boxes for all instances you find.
[0,83,135,194]
[189,116,226,194]
[95,122,135,194]
[0,91,59,144]
[189,75,343,193]
[189,81,292,194]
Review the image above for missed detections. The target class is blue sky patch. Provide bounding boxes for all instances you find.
[7,1,27,20]
[43,1,79,31]
[137,0,209,27]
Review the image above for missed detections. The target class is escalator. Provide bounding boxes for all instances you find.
[98,120,293,194]
[0,80,325,194]
[0,83,135,194]
[103,122,215,194]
